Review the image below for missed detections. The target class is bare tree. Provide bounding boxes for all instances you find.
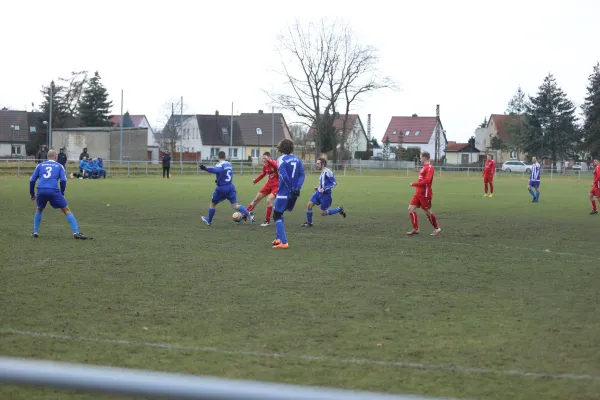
[289,122,314,160]
[267,18,397,162]
[56,71,89,116]
[157,99,189,152]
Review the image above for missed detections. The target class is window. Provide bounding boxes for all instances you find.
[221,127,228,135]
[229,148,238,158]
[210,148,220,158]
[251,149,260,158]
[11,145,21,155]
[414,130,420,136]
[404,130,410,136]
[29,126,36,133]
[510,151,517,160]
[13,125,20,131]
[393,130,397,135]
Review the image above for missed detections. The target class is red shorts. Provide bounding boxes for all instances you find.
[259,183,278,196]
[410,194,432,211]
[590,187,600,197]
[483,175,494,183]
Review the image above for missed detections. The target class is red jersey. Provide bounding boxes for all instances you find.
[483,159,496,176]
[593,165,600,189]
[411,163,434,198]
[253,159,279,186]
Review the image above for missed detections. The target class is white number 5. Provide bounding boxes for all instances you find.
[225,169,232,182]
[290,162,297,178]
[43,166,52,178]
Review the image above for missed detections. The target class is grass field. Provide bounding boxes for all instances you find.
[1,171,599,400]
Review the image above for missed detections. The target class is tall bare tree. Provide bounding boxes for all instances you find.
[157,98,189,152]
[289,122,314,160]
[267,18,396,162]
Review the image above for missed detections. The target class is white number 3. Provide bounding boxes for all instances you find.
[43,166,52,178]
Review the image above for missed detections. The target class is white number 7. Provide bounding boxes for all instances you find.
[291,161,297,178]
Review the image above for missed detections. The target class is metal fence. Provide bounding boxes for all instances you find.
[0,356,442,400]
[0,158,593,181]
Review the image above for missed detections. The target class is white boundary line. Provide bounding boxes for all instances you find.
[2,329,598,382]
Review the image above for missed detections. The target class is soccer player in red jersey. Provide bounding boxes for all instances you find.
[482,153,496,197]
[588,158,600,215]
[246,152,279,226]
[407,151,441,236]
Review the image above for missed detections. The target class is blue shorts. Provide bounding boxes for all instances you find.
[310,191,332,210]
[274,195,299,214]
[37,190,67,210]
[211,185,237,205]
[528,180,540,189]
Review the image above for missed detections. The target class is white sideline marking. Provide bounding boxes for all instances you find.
[2,328,598,382]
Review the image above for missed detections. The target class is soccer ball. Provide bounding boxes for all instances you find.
[232,211,243,222]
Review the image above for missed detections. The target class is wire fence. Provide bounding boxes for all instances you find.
[0,158,593,182]
[0,356,441,400]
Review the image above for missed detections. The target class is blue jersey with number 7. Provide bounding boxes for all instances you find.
[277,154,305,196]
[30,160,67,192]
[205,161,234,186]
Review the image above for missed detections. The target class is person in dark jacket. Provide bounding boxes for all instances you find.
[162,151,172,178]
[37,145,48,164]
[57,148,67,169]
[79,148,90,161]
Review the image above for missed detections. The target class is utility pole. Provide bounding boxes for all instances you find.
[434,104,441,165]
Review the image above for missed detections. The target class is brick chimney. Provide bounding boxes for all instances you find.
[215,110,219,115]
[258,110,263,114]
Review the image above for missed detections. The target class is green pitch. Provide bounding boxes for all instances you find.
[0,172,599,400]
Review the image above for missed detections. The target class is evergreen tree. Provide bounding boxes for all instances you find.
[501,86,528,154]
[582,62,600,157]
[381,136,391,160]
[522,73,579,164]
[506,85,527,115]
[478,117,488,128]
[120,111,136,128]
[27,81,69,154]
[79,71,113,127]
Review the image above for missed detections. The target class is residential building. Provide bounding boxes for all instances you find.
[380,114,448,160]
[0,109,29,157]
[444,142,482,165]
[474,114,526,163]
[110,114,159,162]
[307,113,370,160]
[236,110,293,161]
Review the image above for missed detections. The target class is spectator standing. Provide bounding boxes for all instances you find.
[162,151,172,178]
[37,145,48,164]
[57,148,67,170]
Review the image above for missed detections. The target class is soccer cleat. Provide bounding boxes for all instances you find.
[339,206,347,218]
[590,210,598,215]
[300,222,313,227]
[483,193,489,197]
[260,221,270,227]
[73,232,91,240]
[272,243,289,249]
[488,194,493,198]
[32,232,39,238]
[271,239,281,245]
[407,229,420,235]
[249,212,256,225]
[430,228,442,236]
[201,216,211,226]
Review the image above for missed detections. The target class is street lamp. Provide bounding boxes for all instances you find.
[43,121,49,148]
[10,125,15,157]
[256,128,262,161]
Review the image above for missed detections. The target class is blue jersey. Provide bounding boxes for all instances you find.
[205,161,234,186]
[530,162,541,181]
[318,167,337,193]
[277,154,305,196]
[30,160,67,195]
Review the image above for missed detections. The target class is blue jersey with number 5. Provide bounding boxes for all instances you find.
[277,154,305,196]
[30,160,66,192]
[205,161,234,186]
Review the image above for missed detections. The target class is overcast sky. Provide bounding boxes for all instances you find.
[1,0,598,142]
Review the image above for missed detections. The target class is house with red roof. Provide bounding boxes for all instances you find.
[474,114,526,163]
[307,113,369,160]
[378,114,448,160]
[445,142,482,165]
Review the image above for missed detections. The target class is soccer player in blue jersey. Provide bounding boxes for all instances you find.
[271,139,305,249]
[300,158,346,227]
[528,156,541,203]
[29,149,90,239]
[199,151,254,226]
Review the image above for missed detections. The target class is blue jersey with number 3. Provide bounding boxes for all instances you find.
[30,160,66,192]
[277,154,305,196]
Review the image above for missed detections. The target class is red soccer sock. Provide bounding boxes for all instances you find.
[427,213,439,229]
[247,204,255,212]
[266,206,273,221]
[592,200,597,212]
[410,212,419,230]
[489,182,494,194]
[484,182,488,193]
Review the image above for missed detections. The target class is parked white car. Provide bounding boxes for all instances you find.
[502,160,531,173]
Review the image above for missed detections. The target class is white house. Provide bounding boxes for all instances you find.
[444,142,482,165]
[307,113,369,159]
[0,109,28,157]
[380,114,448,160]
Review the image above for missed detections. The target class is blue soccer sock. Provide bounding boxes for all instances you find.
[208,207,216,223]
[528,188,536,198]
[237,205,250,216]
[536,190,540,200]
[306,210,313,224]
[33,211,42,233]
[66,213,79,234]
[326,207,341,216]
[275,219,287,244]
